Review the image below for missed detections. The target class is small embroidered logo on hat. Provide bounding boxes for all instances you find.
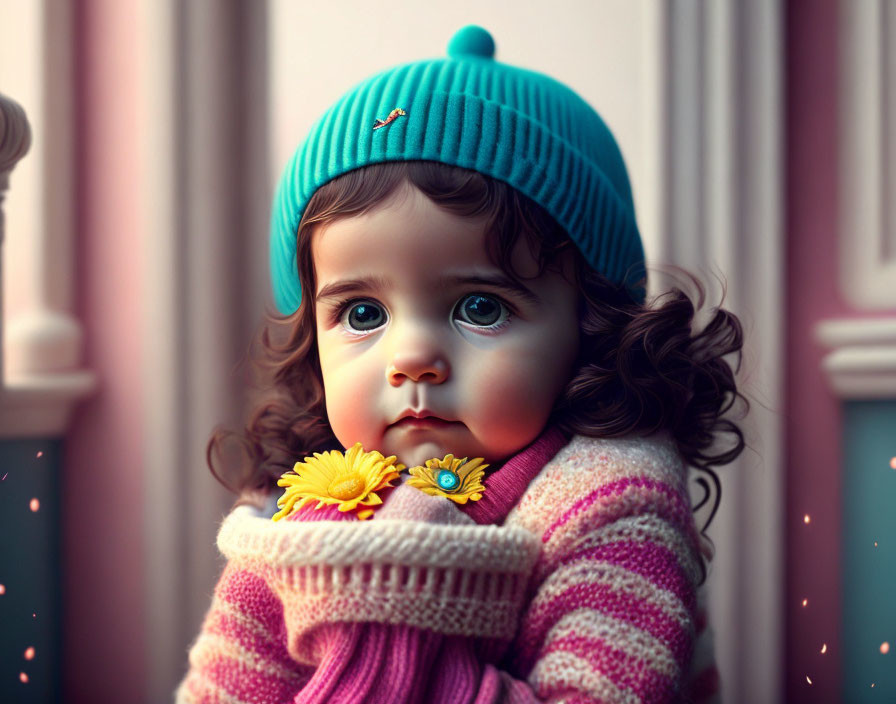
[372,108,406,130]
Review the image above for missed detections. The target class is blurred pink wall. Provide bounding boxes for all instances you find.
[64,0,146,700]
[783,0,895,699]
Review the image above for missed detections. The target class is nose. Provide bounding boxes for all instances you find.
[386,332,450,387]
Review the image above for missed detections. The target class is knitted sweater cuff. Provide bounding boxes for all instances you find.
[217,512,541,664]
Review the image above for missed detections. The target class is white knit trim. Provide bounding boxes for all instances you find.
[269,564,530,663]
[218,511,540,572]
[529,560,694,630]
[546,607,681,679]
[529,650,641,704]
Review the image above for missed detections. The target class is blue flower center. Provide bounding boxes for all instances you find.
[437,469,460,491]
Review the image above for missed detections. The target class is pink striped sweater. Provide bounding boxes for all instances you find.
[176,431,721,703]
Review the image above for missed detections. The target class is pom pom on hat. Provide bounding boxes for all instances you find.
[270,25,645,314]
[446,25,496,59]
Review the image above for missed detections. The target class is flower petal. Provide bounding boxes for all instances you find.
[272,443,404,521]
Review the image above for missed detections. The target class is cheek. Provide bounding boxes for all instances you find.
[316,336,384,446]
[502,322,578,393]
[464,345,574,430]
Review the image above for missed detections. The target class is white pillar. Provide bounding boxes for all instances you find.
[654,2,784,701]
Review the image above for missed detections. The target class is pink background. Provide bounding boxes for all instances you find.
[65,0,146,699]
[783,0,896,699]
[785,0,845,697]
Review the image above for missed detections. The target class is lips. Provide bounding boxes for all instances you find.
[392,416,459,429]
[390,410,461,429]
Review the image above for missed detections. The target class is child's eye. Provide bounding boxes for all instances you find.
[453,294,511,329]
[340,300,387,332]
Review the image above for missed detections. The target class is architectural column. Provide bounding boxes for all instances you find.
[652,1,784,701]
[0,1,96,437]
[136,1,270,699]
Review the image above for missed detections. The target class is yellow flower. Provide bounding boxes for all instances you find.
[272,443,404,521]
[406,454,488,504]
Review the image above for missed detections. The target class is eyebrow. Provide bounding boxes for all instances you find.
[446,273,541,305]
[316,272,541,305]
[316,275,391,302]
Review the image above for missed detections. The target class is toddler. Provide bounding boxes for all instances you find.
[177,25,745,704]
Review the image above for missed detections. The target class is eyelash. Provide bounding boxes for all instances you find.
[330,298,387,336]
[454,294,514,333]
[326,294,516,335]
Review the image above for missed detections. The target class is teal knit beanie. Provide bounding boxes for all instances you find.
[271,25,645,314]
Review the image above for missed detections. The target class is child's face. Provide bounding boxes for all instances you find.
[312,182,580,468]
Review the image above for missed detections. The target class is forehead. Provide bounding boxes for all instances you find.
[311,183,547,288]
[312,185,490,284]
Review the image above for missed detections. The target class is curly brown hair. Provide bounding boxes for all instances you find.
[208,161,748,574]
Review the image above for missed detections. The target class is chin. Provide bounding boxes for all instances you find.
[384,427,464,468]
[394,442,449,468]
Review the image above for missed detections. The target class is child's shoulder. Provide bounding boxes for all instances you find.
[529,431,684,493]
[506,431,689,536]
